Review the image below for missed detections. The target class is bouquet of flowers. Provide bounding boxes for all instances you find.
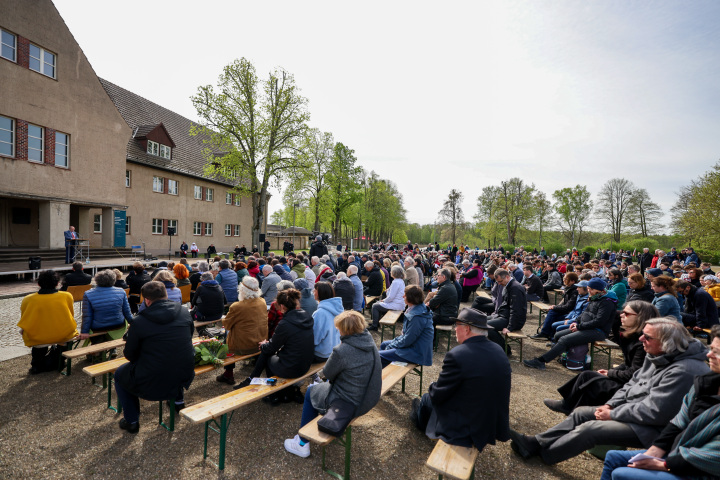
[193,338,228,368]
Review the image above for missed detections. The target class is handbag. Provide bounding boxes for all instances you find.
[317,351,377,437]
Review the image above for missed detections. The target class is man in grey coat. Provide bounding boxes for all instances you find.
[260,265,281,306]
[510,318,709,465]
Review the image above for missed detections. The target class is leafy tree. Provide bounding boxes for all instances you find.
[552,185,593,248]
[596,178,634,243]
[627,188,663,237]
[497,178,537,245]
[475,186,502,248]
[289,129,334,231]
[437,189,464,244]
[191,58,310,245]
[326,142,363,240]
[672,162,720,250]
[534,191,553,249]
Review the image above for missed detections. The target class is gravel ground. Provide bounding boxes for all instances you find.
[0,297,614,479]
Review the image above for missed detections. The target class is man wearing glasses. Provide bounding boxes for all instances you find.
[511,318,709,465]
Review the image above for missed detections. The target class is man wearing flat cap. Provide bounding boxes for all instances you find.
[410,308,511,451]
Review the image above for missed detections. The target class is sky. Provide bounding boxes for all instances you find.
[53,0,720,230]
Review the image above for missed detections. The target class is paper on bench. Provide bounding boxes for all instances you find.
[250,378,272,385]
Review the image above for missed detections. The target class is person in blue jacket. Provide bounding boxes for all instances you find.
[81,269,133,343]
[379,285,434,367]
[311,281,343,362]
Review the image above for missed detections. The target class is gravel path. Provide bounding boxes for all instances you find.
[0,298,612,479]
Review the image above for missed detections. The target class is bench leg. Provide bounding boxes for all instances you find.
[204,412,232,470]
[159,398,175,432]
[446,331,451,351]
[107,372,122,413]
[322,425,352,480]
[60,341,73,376]
[415,365,423,395]
[590,344,595,371]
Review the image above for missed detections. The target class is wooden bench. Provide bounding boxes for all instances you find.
[426,439,479,480]
[180,284,192,304]
[379,310,404,341]
[529,301,553,328]
[363,295,379,314]
[552,289,564,304]
[504,331,526,362]
[66,284,92,302]
[62,338,126,377]
[689,327,712,345]
[193,317,225,330]
[299,362,417,480]
[83,352,260,430]
[180,362,326,469]
[434,325,454,352]
[590,339,620,370]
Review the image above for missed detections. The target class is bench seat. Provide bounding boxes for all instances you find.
[591,339,620,370]
[434,325,454,352]
[379,309,403,341]
[504,331,526,362]
[529,301,553,327]
[426,439,479,480]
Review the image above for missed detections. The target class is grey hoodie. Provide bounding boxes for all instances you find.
[310,330,382,417]
[607,339,710,446]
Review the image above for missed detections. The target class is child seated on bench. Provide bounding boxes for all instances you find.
[284,311,382,458]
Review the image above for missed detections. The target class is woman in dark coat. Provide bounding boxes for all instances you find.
[126,262,151,313]
[190,272,226,325]
[544,300,659,414]
[626,273,654,303]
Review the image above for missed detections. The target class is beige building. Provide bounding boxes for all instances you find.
[0,0,259,255]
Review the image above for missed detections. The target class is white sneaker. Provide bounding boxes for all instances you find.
[284,434,310,458]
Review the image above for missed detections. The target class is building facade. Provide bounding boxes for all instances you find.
[0,0,260,255]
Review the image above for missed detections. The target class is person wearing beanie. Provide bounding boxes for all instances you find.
[523,277,617,370]
[294,278,318,315]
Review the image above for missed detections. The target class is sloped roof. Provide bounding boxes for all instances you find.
[99,78,234,186]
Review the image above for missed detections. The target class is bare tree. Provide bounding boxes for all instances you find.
[627,188,663,237]
[596,178,634,242]
[438,189,464,245]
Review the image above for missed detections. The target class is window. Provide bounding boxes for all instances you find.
[55,132,69,168]
[27,124,43,163]
[206,188,214,202]
[205,222,213,236]
[193,221,202,236]
[147,140,171,159]
[152,218,163,234]
[29,43,55,78]
[125,216,131,235]
[1,29,16,62]
[225,224,232,236]
[147,140,159,156]
[93,214,102,233]
[152,176,164,193]
[0,115,13,157]
[168,179,178,195]
[125,170,131,187]
[234,225,240,236]
[194,185,202,199]
[226,192,232,205]
[234,195,241,206]
[159,144,171,159]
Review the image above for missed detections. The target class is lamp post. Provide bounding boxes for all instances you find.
[293,203,299,251]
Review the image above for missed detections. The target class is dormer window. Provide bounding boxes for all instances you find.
[147,139,171,159]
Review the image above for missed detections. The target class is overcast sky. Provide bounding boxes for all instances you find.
[54,0,720,229]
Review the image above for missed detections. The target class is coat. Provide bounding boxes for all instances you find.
[494,278,527,331]
[684,286,719,328]
[606,340,710,446]
[385,304,434,366]
[405,266,420,286]
[309,240,328,260]
[426,335,511,451]
[378,278,405,311]
[215,268,238,303]
[627,284,654,303]
[223,297,268,355]
[309,331,382,417]
[363,269,384,297]
[428,279,458,324]
[652,292,682,322]
[114,299,195,401]
[60,270,91,291]
[332,277,355,310]
[606,331,645,384]
[260,272,281,305]
[18,290,78,346]
[349,274,364,311]
[190,280,226,322]
[551,284,578,316]
[81,286,132,334]
[260,308,315,378]
[576,291,617,335]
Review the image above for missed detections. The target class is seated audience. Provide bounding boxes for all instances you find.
[425,268,459,326]
[190,272,226,324]
[332,272,355,310]
[173,263,191,287]
[676,279,719,329]
[601,324,720,480]
[486,268,527,352]
[531,273,579,340]
[311,282,343,363]
[347,265,364,312]
[60,262,91,291]
[511,318,709,465]
[18,270,79,374]
[362,261,384,297]
[81,269,133,343]
[267,280,296,339]
[260,264,282,306]
[369,265,406,331]
[651,275,682,322]
[294,278,318,316]
[626,273,654,303]
[284,311,382,458]
[523,265,544,302]
[215,260,239,303]
[459,259,484,302]
[113,269,128,289]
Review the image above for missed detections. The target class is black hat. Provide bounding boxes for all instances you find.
[452,308,491,330]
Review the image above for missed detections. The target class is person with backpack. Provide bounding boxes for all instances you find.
[523,278,617,371]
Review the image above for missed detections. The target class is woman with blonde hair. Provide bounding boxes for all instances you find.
[284,310,382,458]
[545,301,660,414]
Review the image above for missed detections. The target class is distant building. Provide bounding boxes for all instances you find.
[0,0,261,255]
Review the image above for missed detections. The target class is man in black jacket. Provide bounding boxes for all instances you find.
[309,235,328,259]
[60,262,92,291]
[486,269,527,352]
[114,281,195,434]
[426,269,459,326]
[676,280,719,329]
[523,265,544,302]
[411,307,510,451]
[639,248,653,275]
[362,261,384,297]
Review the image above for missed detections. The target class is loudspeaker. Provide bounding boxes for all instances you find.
[258,234,266,242]
[167,227,176,236]
[28,256,42,270]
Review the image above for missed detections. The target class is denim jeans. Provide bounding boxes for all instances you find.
[540,309,565,336]
[299,384,318,443]
[379,340,409,367]
[600,450,680,480]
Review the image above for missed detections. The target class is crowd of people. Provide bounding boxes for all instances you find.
[15,236,720,478]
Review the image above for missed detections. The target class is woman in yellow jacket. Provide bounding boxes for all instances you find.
[18,270,79,374]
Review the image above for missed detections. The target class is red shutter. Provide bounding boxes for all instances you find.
[164,178,169,194]
[163,219,168,235]
[201,222,205,236]
[232,194,236,205]
[201,187,205,200]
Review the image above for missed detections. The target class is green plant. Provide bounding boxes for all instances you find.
[194,339,229,369]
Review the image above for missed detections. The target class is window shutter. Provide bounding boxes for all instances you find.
[164,178,169,194]
[232,194,236,205]
[201,187,205,200]
[201,222,205,236]
[163,219,168,234]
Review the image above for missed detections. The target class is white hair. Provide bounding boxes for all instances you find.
[239,276,260,300]
[311,256,319,265]
[336,272,348,280]
[347,265,358,275]
[262,265,273,275]
[364,261,374,269]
